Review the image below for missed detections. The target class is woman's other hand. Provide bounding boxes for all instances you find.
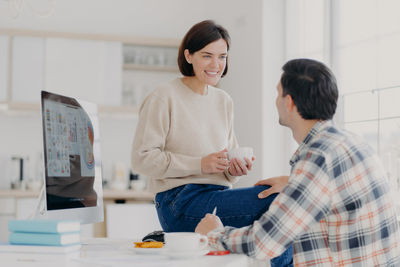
[255,175,289,199]
[227,156,255,176]
[201,149,229,174]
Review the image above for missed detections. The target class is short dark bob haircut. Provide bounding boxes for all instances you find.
[280,58,338,120]
[178,20,230,77]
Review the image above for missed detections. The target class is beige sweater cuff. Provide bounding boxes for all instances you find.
[224,168,239,184]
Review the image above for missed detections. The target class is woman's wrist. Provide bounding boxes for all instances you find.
[227,166,233,176]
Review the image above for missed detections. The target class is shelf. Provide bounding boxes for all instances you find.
[2,102,139,116]
[0,189,154,201]
[98,105,139,115]
[0,28,180,47]
[102,189,154,201]
[123,63,179,72]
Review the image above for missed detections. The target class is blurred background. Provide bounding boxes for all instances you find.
[0,0,400,238]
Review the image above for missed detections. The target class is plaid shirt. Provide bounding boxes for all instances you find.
[208,120,400,266]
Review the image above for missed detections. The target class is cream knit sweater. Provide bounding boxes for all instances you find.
[131,78,239,193]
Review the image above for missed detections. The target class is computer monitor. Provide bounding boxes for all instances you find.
[36,91,104,224]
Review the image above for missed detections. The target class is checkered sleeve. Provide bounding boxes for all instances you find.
[208,151,332,260]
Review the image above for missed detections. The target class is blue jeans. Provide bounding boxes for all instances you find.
[155,184,293,267]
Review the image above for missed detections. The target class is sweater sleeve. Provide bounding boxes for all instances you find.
[131,93,203,179]
[224,96,240,183]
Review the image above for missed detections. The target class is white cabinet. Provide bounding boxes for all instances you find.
[0,197,94,241]
[0,198,16,215]
[15,198,37,219]
[10,36,122,106]
[0,198,16,242]
[0,29,180,114]
[106,203,161,240]
[0,35,8,102]
[0,214,13,242]
[11,36,45,103]
[0,197,37,242]
[45,38,122,106]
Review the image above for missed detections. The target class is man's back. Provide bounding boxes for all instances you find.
[199,59,400,266]
[290,121,400,266]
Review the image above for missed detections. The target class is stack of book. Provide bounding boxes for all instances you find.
[1,219,81,262]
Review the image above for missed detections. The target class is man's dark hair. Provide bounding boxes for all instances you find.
[280,58,338,120]
[177,20,230,77]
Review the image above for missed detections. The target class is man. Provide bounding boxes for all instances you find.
[195,58,400,266]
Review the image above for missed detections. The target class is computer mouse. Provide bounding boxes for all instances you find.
[142,230,165,243]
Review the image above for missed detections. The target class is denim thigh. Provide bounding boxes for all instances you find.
[155,184,293,266]
[155,184,279,231]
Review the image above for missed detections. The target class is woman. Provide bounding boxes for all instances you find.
[132,20,292,266]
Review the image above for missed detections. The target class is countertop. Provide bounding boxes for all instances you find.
[0,189,155,201]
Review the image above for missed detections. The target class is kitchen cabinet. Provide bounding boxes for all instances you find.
[0,196,95,241]
[11,36,121,107]
[0,197,22,242]
[11,36,45,104]
[0,35,9,103]
[0,189,155,241]
[0,28,180,115]
[106,203,161,240]
[0,214,13,242]
[45,38,122,106]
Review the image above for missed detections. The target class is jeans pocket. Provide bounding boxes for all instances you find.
[169,184,193,215]
[154,198,169,231]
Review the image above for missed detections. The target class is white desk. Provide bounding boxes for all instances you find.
[3,238,269,267]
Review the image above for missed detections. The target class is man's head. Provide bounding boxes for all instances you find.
[276,58,338,126]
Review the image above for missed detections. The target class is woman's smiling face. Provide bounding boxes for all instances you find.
[185,38,228,86]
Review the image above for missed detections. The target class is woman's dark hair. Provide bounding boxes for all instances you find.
[177,20,230,77]
[280,58,338,120]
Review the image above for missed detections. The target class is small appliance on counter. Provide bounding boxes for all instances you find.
[10,156,27,190]
[109,162,128,190]
[129,172,146,191]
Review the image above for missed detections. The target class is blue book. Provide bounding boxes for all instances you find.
[9,232,80,246]
[8,220,80,234]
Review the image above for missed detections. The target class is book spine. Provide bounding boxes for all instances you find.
[8,222,57,233]
[9,232,80,246]
[8,220,80,234]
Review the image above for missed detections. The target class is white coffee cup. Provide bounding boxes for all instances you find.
[227,147,254,165]
[164,232,208,252]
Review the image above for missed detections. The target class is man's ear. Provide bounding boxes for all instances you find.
[184,49,192,64]
[285,94,296,112]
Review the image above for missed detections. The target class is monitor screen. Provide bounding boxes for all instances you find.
[38,91,104,224]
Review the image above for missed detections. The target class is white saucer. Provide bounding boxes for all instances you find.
[163,249,210,259]
[130,247,166,255]
[130,247,209,258]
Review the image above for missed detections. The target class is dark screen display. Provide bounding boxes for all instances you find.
[41,91,98,210]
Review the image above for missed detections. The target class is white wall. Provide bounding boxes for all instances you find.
[262,0,294,179]
[0,0,289,187]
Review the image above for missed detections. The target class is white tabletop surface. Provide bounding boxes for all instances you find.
[2,238,269,267]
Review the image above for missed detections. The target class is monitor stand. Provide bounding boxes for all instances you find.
[28,185,46,219]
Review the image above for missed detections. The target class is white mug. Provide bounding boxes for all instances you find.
[227,147,254,165]
[164,232,208,251]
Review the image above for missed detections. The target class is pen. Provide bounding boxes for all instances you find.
[212,207,217,215]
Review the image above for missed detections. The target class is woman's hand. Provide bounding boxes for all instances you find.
[254,175,289,199]
[227,156,255,176]
[201,149,229,174]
